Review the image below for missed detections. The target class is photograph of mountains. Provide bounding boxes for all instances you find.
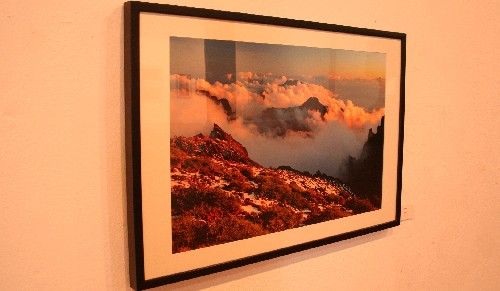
[170,37,386,253]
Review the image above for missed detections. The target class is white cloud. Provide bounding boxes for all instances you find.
[169,74,384,176]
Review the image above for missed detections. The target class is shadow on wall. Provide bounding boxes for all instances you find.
[104,5,129,290]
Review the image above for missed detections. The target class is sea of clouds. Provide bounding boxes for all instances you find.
[170,73,384,177]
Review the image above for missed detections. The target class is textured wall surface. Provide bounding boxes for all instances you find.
[1,0,499,290]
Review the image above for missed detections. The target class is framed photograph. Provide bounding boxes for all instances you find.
[125,1,405,289]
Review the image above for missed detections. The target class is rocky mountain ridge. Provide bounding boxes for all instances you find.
[170,124,378,253]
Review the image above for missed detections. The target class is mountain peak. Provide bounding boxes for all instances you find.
[170,124,258,166]
[210,123,231,140]
[259,97,329,137]
[301,97,328,116]
[302,96,321,106]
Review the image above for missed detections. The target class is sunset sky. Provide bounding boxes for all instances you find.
[170,37,386,109]
[235,41,385,80]
[171,37,385,80]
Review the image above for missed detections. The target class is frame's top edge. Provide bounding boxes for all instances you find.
[124,1,406,40]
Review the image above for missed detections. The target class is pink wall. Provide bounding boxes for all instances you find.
[1,0,499,290]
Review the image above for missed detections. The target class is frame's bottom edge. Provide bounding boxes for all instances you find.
[137,219,400,290]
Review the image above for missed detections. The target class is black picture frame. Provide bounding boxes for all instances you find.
[124,1,405,290]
